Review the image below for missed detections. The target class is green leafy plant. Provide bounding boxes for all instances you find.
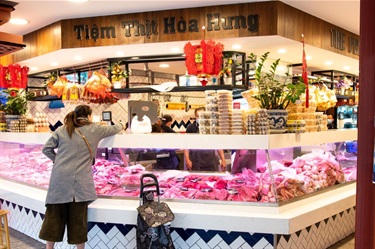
[249,52,306,109]
[0,89,34,115]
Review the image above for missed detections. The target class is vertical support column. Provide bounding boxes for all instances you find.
[355,0,375,248]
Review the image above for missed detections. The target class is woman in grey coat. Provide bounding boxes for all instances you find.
[39,105,123,249]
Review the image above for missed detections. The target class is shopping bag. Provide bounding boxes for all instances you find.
[136,173,175,249]
[136,215,175,249]
[137,200,174,227]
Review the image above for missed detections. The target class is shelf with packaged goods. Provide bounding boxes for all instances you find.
[336,94,355,99]
[30,95,61,101]
[0,129,357,150]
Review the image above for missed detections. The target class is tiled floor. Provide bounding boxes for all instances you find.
[328,233,355,249]
[7,227,355,249]
[9,227,44,249]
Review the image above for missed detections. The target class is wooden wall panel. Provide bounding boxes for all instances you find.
[12,21,62,62]
[60,2,278,49]
[0,54,14,66]
[6,1,359,63]
[277,2,359,59]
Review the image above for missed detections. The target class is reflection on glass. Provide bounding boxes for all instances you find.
[0,140,357,203]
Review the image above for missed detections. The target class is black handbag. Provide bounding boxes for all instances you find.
[136,174,175,249]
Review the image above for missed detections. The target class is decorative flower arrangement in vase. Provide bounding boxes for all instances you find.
[248,52,306,133]
[218,54,242,85]
[110,62,128,89]
[336,76,352,95]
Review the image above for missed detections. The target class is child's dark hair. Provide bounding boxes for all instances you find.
[64,105,93,138]
[194,107,205,117]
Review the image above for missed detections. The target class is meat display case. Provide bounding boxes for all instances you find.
[0,130,357,249]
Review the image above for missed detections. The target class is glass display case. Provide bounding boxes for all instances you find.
[0,130,357,205]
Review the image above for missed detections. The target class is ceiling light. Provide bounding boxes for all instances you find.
[343,66,351,70]
[277,48,287,54]
[116,51,125,56]
[69,0,89,2]
[29,67,38,71]
[159,64,170,68]
[276,65,285,72]
[325,61,333,65]
[306,55,312,60]
[51,62,59,67]
[232,44,241,50]
[9,18,29,25]
[171,47,180,53]
[74,55,83,61]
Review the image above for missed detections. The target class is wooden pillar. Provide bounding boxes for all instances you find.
[355,0,375,248]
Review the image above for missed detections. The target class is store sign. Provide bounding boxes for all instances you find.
[330,28,359,56]
[73,13,259,42]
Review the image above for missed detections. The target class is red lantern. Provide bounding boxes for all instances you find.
[0,64,29,89]
[184,40,224,77]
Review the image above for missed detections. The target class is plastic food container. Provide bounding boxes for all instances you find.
[205,90,216,97]
[205,104,218,112]
[206,96,218,104]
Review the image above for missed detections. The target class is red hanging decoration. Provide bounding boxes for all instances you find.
[0,64,29,89]
[0,65,4,88]
[184,39,224,77]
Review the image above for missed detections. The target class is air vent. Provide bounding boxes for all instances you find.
[0,40,25,56]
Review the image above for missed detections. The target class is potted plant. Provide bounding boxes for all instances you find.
[248,52,306,132]
[0,88,34,115]
[109,62,128,89]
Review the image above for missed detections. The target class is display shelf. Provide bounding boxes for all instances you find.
[0,129,357,150]
[336,94,355,99]
[111,84,247,93]
[30,95,61,101]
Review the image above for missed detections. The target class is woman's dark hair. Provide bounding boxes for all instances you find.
[65,105,93,138]
[151,123,162,133]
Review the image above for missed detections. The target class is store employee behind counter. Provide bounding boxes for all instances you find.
[151,114,180,170]
[185,107,226,171]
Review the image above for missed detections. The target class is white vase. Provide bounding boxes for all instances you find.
[113,81,122,89]
[266,109,288,134]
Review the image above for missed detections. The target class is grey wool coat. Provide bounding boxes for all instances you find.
[42,123,122,204]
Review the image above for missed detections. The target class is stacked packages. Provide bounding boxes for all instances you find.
[217,90,233,134]
[245,109,269,135]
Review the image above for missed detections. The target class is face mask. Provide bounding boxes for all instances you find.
[196,119,200,125]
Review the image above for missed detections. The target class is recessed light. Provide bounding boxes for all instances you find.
[116,51,125,56]
[325,61,333,65]
[306,55,312,60]
[9,18,29,25]
[74,55,83,61]
[51,62,59,67]
[159,64,170,68]
[69,0,89,2]
[276,65,285,72]
[171,47,180,53]
[277,48,287,54]
[343,66,351,70]
[232,44,241,50]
